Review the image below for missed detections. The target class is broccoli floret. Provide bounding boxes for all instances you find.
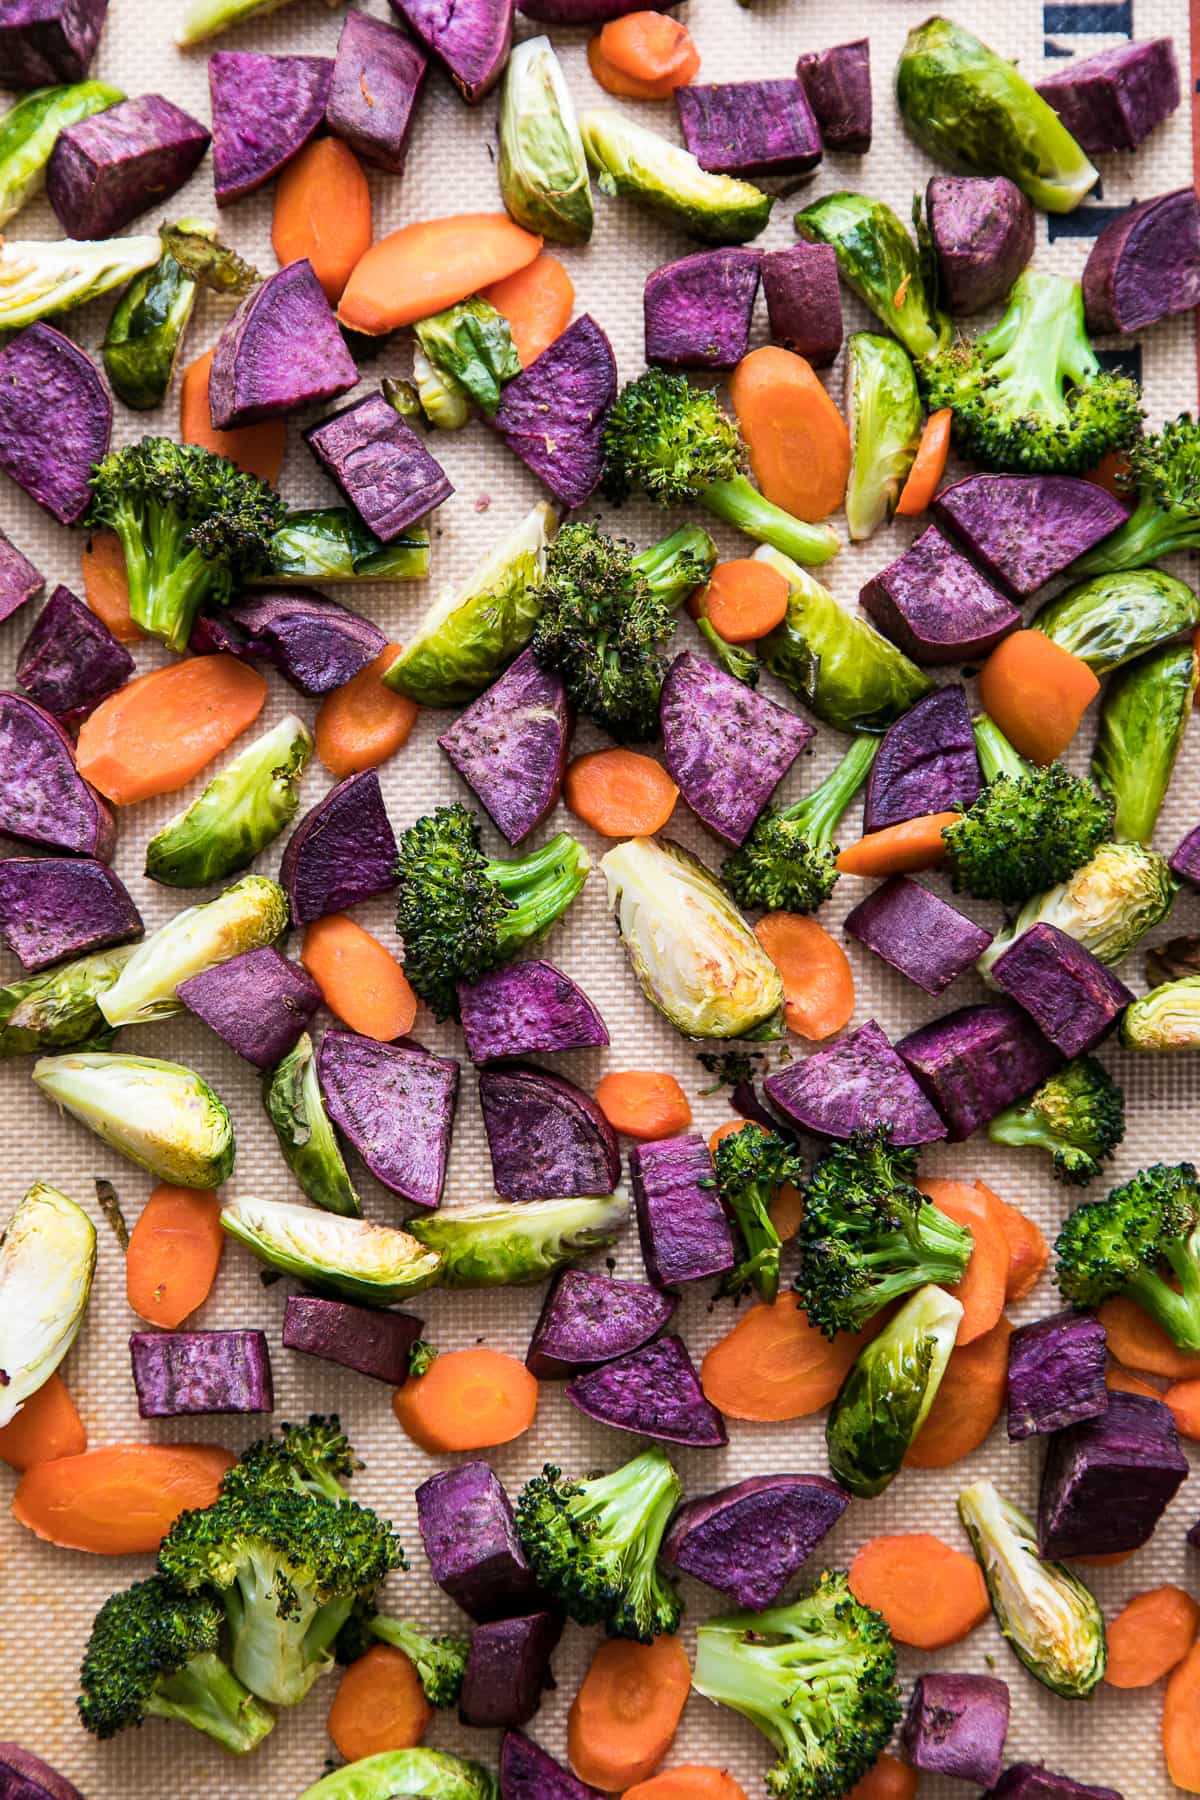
[87,437,285,652]
[336,1605,468,1707]
[989,1056,1125,1185]
[1071,413,1200,575]
[923,271,1141,475]
[715,1122,805,1304]
[693,1571,901,1800]
[408,1339,438,1379]
[221,1414,361,1504]
[515,1447,683,1643]
[394,803,590,1020]
[723,736,879,914]
[795,1128,973,1338]
[78,1577,274,1753]
[1055,1161,1200,1350]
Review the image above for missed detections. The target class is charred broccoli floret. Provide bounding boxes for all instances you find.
[1072,413,1200,576]
[336,1606,468,1707]
[714,1122,806,1303]
[1055,1161,1200,1350]
[722,736,878,914]
[989,1056,1125,1185]
[220,1415,361,1504]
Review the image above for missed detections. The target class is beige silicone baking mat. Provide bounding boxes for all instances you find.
[2,0,1199,1792]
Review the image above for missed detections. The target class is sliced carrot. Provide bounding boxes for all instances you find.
[594,1069,691,1140]
[12,1443,233,1554]
[272,137,372,305]
[482,252,574,366]
[702,1295,877,1422]
[565,749,678,837]
[328,1644,432,1761]
[978,629,1101,765]
[0,1374,86,1473]
[568,1634,691,1792]
[1107,1362,1163,1399]
[316,643,419,777]
[848,1534,990,1650]
[1165,1378,1200,1440]
[1098,1296,1200,1380]
[917,1180,1010,1345]
[1084,447,1131,500]
[338,213,542,335]
[849,1753,920,1800]
[302,914,418,1042]
[702,559,790,643]
[126,1185,225,1330]
[836,812,958,878]
[624,1770,746,1800]
[180,348,286,484]
[586,33,683,98]
[905,1317,1013,1469]
[730,347,852,523]
[1075,1549,1138,1568]
[75,655,267,806]
[976,1179,1048,1303]
[1164,1638,1200,1789]
[392,1348,538,1454]
[1105,1586,1200,1689]
[82,531,142,644]
[599,11,698,82]
[895,408,952,517]
[754,912,855,1041]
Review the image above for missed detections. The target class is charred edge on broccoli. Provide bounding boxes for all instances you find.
[335,1603,468,1707]
[989,1056,1125,1185]
[723,736,879,915]
[1056,1160,1200,1350]
[715,1122,805,1304]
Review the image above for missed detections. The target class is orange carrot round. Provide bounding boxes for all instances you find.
[905,1317,1013,1469]
[126,1185,225,1330]
[978,630,1101,765]
[180,348,286,484]
[327,1645,432,1760]
[316,643,419,777]
[730,347,852,523]
[272,137,372,305]
[917,1178,1009,1344]
[565,749,678,838]
[76,655,267,806]
[895,409,952,517]
[594,1069,691,1140]
[848,1754,920,1800]
[0,1374,86,1472]
[1107,1362,1163,1399]
[1098,1297,1200,1380]
[12,1443,233,1554]
[588,14,699,98]
[82,532,142,643]
[338,214,542,335]
[754,912,855,1041]
[1075,1549,1138,1569]
[976,1179,1048,1303]
[1084,447,1131,500]
[836,813,957,877]
[702,1295,876,1422]
[624,1770,746,1800]
[482,252,574,366]
[1164,1638,1200,1788]
[568,1634,691,1791]
[1165,1377,1200,1440]
[1105,1586,1200,1689]
[849,1534,990,1649]
[302,914,418,1042]
[702,559,790,643]
[392,1348,538,1453]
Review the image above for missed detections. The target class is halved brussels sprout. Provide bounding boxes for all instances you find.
[297,1748,500,1800]
[825,1284,963,1497]
[0,946,131,1057]
[580,108,772,246]
[844,333,922,542]
[414,298,520,418]
[1092,640,1198,844]
[261,511,431,584]
[176,0,302,45]
[978,841,1176,981]
[103,217,212,410]
[413,345,470,431]
[0,1181,96,1428]
[408,1193,628,1287]
[220,1197,441,1307]
[100,875,289,1027]
[0,234,162,329]
[1122,975,1200,1052]
[263,1034,362,1219]
[145,716,313,888]
[500,36,593,246]
[796,192,950,360]
[0,81,124,230]
[1033,570,1200,676]
[34,1053,236,1189]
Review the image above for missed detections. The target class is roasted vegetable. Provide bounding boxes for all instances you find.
[1056,1161,1200,1349]
[989,1056,1125,1184]
[722,734,878,915]
[100,876,288,1028]
[925,174,1034,315]
[0,79,122,228]
[1123,975,1200,1051]
[1033,569,1200,675]
[1091,641,1197,844]
[581,107,771,245]
[1071,413,1200,576]
[844,333,922,542]
[0,945,129,1058]
[263,1034,362,1220]
[845,877,993,998]
[0,231,159,328]
[1083,187,1200,338]
[176,0,308,45]
[827,1284,963,1496]
[408,1194,627,1288]
[297,1750,499,1800]
[161,220,258,296]
[978,840,1176,982]
[901,1673,1009,1788]
[768,1018,948,1146]
[336,1610,468,1708]
[631,1133,733,1289]
[414,297,521,419]
[1039,1389,1187,1560]
[499,35,592,244]
[795,191,950,360]
[145,716,312,888]
[714,1122,805,1303]
[263,510,431,585]
[102,219,210,409]
[1006,1311,1108,1440]
[34,1052,236,1188]
[0,1180,95,1429]
[221,1197,441,1307]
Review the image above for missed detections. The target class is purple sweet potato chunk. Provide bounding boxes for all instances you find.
[210,51,332,205]
[388,0,512,103]
[663,1473,849,1610]
[567,1334,727,1447]
[898,1001,1063,1142]
[795,39,872,151]
[0,532,44,628]
[644,249,761,371]
[0,0,105,85]
[761,243,842,367]
[209,259,357,430]
[305,392,452,542]
[416,1461,540,1621]
[189,610,260,660]
[661,650,814,847]
[765,1018,948,1144]
[0,857,141,972]
[630,1132,735,1289]
[860,526,1020,665]
[478,1064,621,1201]
[438,649,572,845]
[1037,38,1180,154]
[225,588,386,697]
[16,584,133,722]
[987,1769,1124,1800]
[991,922,1132,1058]
[1082,188,1200,336]
[0,324,111,527]
[327,11,428,174]
[460,1612,562,1728]
[282,1295,424,1385]
[844,877,993,998]
[676,80,822,179]
[1171,824,1200,889]
[526,1269,676,1378]
[129,1329,274,1417]
[458,958,608,1063]
[0,1744,86,1800]
[178,945,320,1070]
[863,686,980,833]
[494,315,616,510]
[500,1735,604,1800]
[319,1029,459,1208]
[1038,1390,1188,1559]
[279,770,397,923]
[925,176,1035,315]
[46,95,209,239]
[1007,1311,1108,1442]
[933,474,1129,599]
[902,1673,1010,1787]
[0,693,114,859]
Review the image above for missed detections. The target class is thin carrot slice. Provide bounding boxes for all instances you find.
[568,1634,691,1791]
[1107,1362,1163,1399]
[849,1534,990,1649]
[849,1753,920,1800]
[180,348,286,484]
[75,655,267,806]
[1165,1377,1200,1440]
[12,1443,233,1554]
[1098,1296,1200,1380]
[302,914,418,1041]
[316,643,419,777]
[595,1069,691,1140]
[126,1185,225,1329]
[272,137,372,305]
[1075,1549,1138,1568]
[976,1179,1048,1303]
[587,33,689,98]
[392,1348,538,1453]
[82,532,142,643]
[905,1317,1013,1469]
[701,1295,876,1422]
[1084,447,1131,500]
[624,1770,746,1800]
[918,1180,1010,1345]
[978,629,1101,764]
[754,912,855,1041]
[328,1645,432,1760]
[702,559,790,644]
[731,346,852,522]
[1164,1638,1200,1789]
[1105,1586,1200,1688]
[0,1374,86,1472]
[338,213,542,335]
[565,749,678,838]
[895,409,952,517]
[482,252,574,366]
[836,812,957,877]
[598,11,699,85]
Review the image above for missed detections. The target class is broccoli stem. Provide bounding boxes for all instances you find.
[781,734,880,844]
[973,713,1030,784]
[632,524,717,608]
[988,1105,1064,1157]
[698,616,758,685]
[488,833,592,955]
[147,1651,275,1754]
[700,474,840,567]
[225,1555,354,1707]
[1071,492,1196,577]
[112,500,216,652]
[1128,1237,1200,1353]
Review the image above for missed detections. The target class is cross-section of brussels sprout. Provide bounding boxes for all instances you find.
[261,510,431,584]
[263,1034,362,1219]
[34,1053,236,1189]
[825,1284,963,1497]
[1122,975,1200,1052]
[408,1193,628,1287]
[100,875,289,1028]
[0,1180,96,1428]
[0,946,131,1057]
[0,234,161,329]
[978,841,1176,982]
[220,1197,441,1307]
[844,332,923,542]
[145,716,313,889]
[500,36,593,245]
[102,218,212,410]
[580,108,772,246]
[296,1748,500,1800]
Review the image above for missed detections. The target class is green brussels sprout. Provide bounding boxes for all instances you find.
[412,346,470,431]
[160,221,259,297]
[297,1749,499,1800]
[384,503,557,705]
[1033,570,1200,675]
[500,36,593,246]
[0,234,162,329]
[262,510,431,584]
[0,1181,96,1428]
[977,841,1177,981]
[958,1478,1106,1696]
[580,108,772,245]
[145,715,313,888]
[825,1284,964,1498]
[844,333,923,542]
[263,1034,362,1219]
[1091,640,1198,844]
[408,1194,628,1287]
[100,875,289,1029]
[220,1197,441,1307]
[601,837,784,1041]
[795,193,950,360]
[0,81,123,229]
[176,0,305,46]
[103,218,212,410]
[414,297,520,419]
[34,1053,236,1189]
[1122,976,1200,1052]
[383,376,425,426]
[0,946,132,1057]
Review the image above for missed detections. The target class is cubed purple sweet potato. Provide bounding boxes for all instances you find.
[458,958,608,1063]
[925,176,1035,315]
[761,243,842,366]
[644,249,761,371]
[932,474,1129,599]
[388,0,512,103]
[225,588,386,697]
[844,877,992,997]
[0,857,141,972]
[0,324,111,527]
[129,1329,274,1417]
[1082,188,1200,336]
[765,1018,948,1144]
[279,770,397,924]
[209,259,358,430]
[46,95,209,239]
[319,1029,459,1208]
[282,1295,424,1384]
[305,392,452,543]
[860,526,1020,665]
[990,922,1132,1058]
[460,1612,562,1729]
[526,1269,676,1379]
[863,686,980,833]
[898,1001,1063,1142]
[178,945,320,1070]
[494,315,616,510]
[1038,1390,1188,1559]
[0,533,43,628]
[0,693,114,860]
[901,1673,1010,1787]
[1172,824,1200,890]
[567,1334,727,1447]
[1037,38,1180,154]
[987,1769,1124,1800]
[630,1132,735,1288]
[1007,1311,1108,1442]
[795,39,872,151]
[0,0,107,87]
[661,650,814,847]
[676,80,822,179]
[16,584,133,722]
[416,1461,540,1621]
[438,650,572,846]
[478,1065,621,1201]
[327,10,428,174]
[210,51,333,205]
[0,1744,85,1800]
[663,1473,849,1610]
[500,1731,605,1800]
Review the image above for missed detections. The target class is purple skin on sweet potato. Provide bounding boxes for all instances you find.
[416,1460,541,1621]
[500,1731,606,1800]
[764,1018,948,1144]
[438,649,572,845]
[661,650,814,847]
[305,392,453,543]
[644,249,761,372]
[925,176,1035,316]
[932,474,1129,598]
[318,1029,459,1208]
[279,769,397,923]
[46,94,210,239]
[630,1132,735,1289]
[860,526,1021,666]
[844,877,993,998]
[224,588,386,697]
[901,1673,1010,1788]
[1037,1390,1189,1560]
[327,10,428,174]
[1036,37,1180,154]
[662,1473,849,1611]
[526,1269,677,1378]
[989,1769,1124,1800]
[897,1001,1064,1142]
[761,243,842,367]
[862,686,980,834]
[459,1612,562,1729]
[990,922,1133,1058]
[1082,187,1200,336]
[0,0,108,87]
[178,945,320,1070]
[478,1064,621,1202]
[0,693,115,860]
[795,39,872,151]
[130,1330,274,1418]
[209,51,333,204]
[0,532,44,629]
[0,857,141,972]
[676,80,822,179]
[189,610,261,661]
[1171,824,1200,889]
[388,0,512,102]
[282,1295,424,1384]
[209,259,358,430]
[1007,1310,1108,1442]
[16,584,133,723]
[494,315,616,510]
[0,1742,87,1800]
[0,323,111,527]
[457,957,608,1063]
[567,1334,727,1447]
